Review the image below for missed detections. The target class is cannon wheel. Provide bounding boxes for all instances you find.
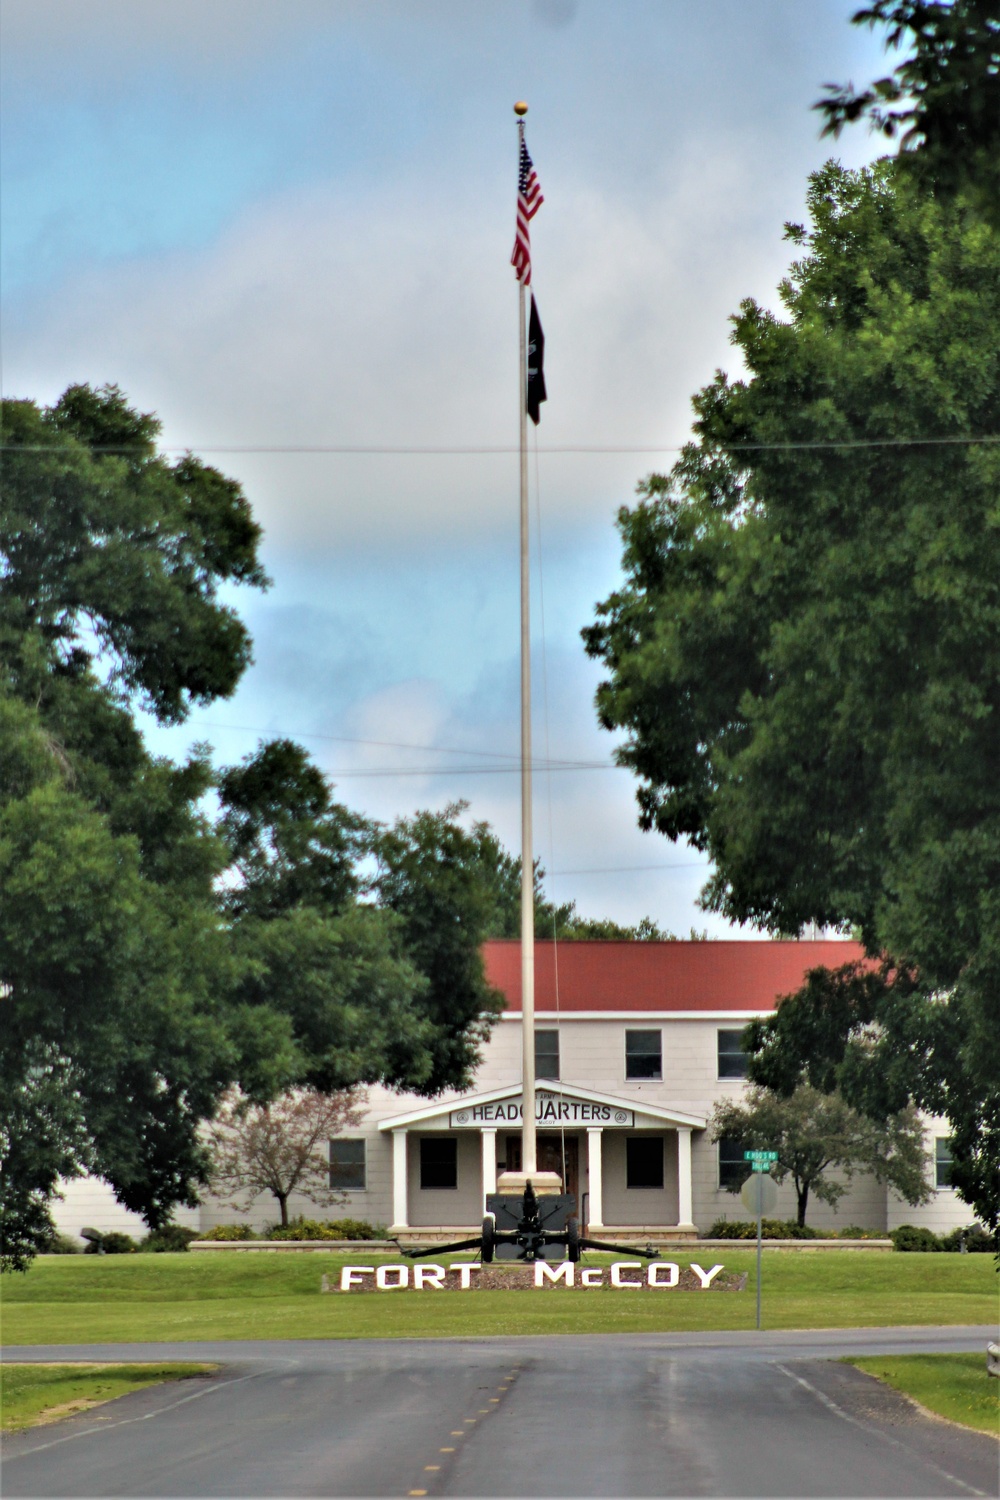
[481,1214,496,1263]
[565,1216,580,1262]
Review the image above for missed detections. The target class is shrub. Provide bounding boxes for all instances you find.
[326,1218,388,1241]
[83,1231,138,1255]
[265,1216,387,1241]
[940,1224,995,1254]
[890,1224,942,1252]
[139,1225,199,1253]
[198,1223,257,1241]
[39,1230,81,1255]
[835,1226,885,1239]
[706,1218,823,1239]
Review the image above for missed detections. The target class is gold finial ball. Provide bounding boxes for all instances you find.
[514,101,529,116]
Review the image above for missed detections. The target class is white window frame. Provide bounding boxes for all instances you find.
[934,1136,955,1191]
[624,1027,663,1081]
[329,1136,367,1192]
[534,1028,560,1081]
[717,1028,749,1080]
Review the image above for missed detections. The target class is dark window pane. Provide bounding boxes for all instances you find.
[717,1029,749,1079]
[625,1029,662,1079]
[935,1137,953,1189]
[535,1029,560,1080]
[626,1136,664,1189]
[718,1135,752,1191]
[329,1137,366,1191]
[420,1137,458,1190]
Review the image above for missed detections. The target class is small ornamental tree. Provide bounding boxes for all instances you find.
[206,1088,365,1229]
[711,1085,932,1227]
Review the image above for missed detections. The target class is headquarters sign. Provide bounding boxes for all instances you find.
[449,1093,633,1127]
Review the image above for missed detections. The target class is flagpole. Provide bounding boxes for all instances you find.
[515,102,537,1184]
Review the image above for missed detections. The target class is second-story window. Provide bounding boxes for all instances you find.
[625,1029,662,1080]
[717,1029,749,1079]
[535,1029,560,1080]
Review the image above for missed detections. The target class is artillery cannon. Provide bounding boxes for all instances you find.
[395,1181,659,1263]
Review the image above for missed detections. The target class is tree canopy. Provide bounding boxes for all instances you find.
[711,1084,931,1227]
[584,161,1000,1232]
[0,387,506,1268]
[816,1,1000,217]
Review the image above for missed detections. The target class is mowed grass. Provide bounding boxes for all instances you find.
[1,1363,215,1432]
[1,1250,995,1344]
[846,1353,1000,1435]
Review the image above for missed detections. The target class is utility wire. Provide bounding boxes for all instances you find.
[5,434,1000,454]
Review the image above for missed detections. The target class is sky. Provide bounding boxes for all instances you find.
[1,1,891,936]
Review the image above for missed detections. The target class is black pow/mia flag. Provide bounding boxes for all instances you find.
[527,294,547,425]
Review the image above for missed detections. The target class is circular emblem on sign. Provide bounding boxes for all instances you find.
[614,1110,628,1124]
[455,1111,469,1125]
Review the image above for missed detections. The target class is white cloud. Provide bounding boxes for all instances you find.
[6,126,811,552]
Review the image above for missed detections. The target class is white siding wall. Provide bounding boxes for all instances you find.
[886,1114,976,1234]
[54,1179,199,1246]
[54,1015,975,1238]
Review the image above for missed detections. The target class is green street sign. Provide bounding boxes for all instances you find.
[744,1150,778,1162]
[750,1162,772,1172]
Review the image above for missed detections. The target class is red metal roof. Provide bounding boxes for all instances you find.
[483,939,865,1014]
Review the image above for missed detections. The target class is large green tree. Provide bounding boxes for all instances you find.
[1,386,272,1266]
[584,162,1000,1232]
[0,388,507,1268]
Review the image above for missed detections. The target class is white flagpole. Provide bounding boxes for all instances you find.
[515,103,537,1184]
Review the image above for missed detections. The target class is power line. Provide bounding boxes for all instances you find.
[321,762,617,778]
[191,720,613,770]
[550,861,705,876]
[4,434,1000,455]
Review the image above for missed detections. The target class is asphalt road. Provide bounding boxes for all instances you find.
[3,1328,997,1498]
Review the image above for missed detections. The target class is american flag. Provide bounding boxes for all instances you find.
[511,137,543,285]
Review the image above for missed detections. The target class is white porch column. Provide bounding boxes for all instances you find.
[481,1128,497,1211]
[586,1127,604,1228]
[391,1129,409,1229]
[676,1126,694,1228]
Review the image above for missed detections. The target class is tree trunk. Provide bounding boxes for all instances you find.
[277,1193,289,1228]
[796,1180,809,1228]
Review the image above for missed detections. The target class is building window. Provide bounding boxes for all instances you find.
[420,1137,458,1190]
[935,1137,954,1189]
[535,1029,560,1080]
[625,1029,662,1080]
[626,1136,664,1189]
[718,1135,752,1191]
[717,1029,749,1079]
[329,1138,366,1191]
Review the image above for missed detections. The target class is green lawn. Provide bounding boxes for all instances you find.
[846,1353,1000,1436]
[1,1364,215,1433]
[1,1250,995,1344]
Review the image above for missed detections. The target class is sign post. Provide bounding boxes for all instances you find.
[741,1152,778,1329]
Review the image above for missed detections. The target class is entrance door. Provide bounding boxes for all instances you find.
[506,1134,579,1210]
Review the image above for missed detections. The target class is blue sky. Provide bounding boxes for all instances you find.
[2,1,891,932]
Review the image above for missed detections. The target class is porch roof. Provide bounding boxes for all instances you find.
[377,1079,706,1133]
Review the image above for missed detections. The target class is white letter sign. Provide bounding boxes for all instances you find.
[535,1260,574,1287]
[340,1265,374,1291]
[376,1264,409,1289]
